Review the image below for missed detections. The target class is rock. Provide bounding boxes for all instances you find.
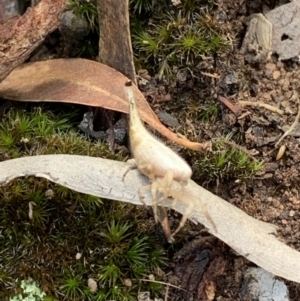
[138,292,150,301]
[240,267,289,301]
[78,111,127,144]
[157,111,180,128]
[266,1,300,60]
[176,69,188,84]
[60,10,90,37]
[265,62,276,72]
[241,13,273,63]
[87,278,98,293]
[252,126,264,137]
[219,72,239,94]
[273,70,281,80]
[123,278,132,287]
[242,2,300,61]
[0,0,19,20]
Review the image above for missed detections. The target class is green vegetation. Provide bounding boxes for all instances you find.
[60,273,86,299]
[130,0,154,15]
[131,0,227,79]
[172,94,263,182]
[190,137,263,183]
[0,1,253,298]
[0,107,166,300]
[66,0,227,78]
[10,278,46,301]
[66,0,99,58]
[181,98,220,122]
[66,0,98,32]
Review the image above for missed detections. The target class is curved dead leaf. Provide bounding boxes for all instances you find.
[0,59,208,151]
[1,155,300,283]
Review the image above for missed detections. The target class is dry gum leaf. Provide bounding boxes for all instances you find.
[0,58,207,151]
[1,154,300,284]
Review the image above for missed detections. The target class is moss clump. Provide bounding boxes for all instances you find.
[131,0,228,79]
[0,107,166,301]
[190,138,263,183]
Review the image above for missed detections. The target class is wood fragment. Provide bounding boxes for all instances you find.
[239,101,284,115]
[238,111,252,119]
[28,201,36,220]
[96,0,136,151]
[201,72,220,79]
[97,0,136,84]
[0,0,65,82]
[218,96,240,115]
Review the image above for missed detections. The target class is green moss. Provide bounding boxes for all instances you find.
[66,0,98,32]
[60,273,86,300]
[0,107,166,300]
[131,2,227,79]
[190,138,264,183]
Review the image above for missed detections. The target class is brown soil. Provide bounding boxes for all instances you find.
[142,0,300,300]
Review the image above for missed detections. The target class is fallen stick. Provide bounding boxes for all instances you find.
[0,0,65,82]
[239,100,284,115]
[218,96,240,115]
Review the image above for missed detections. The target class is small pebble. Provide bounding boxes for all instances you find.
[272,199,281,208]
[289,210,295,217]
[240,267,289,301]
[124,278,132,287]
[289,196,300,205]
[273,70,281,80]
[265,62,277,71]
[88,278,98,292]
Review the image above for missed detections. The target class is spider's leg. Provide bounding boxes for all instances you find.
[151,180,173,241]
[197,198,216,232]
[151,180,160,223]
[134,162,154,207]
[122,159,138,181]
[138,185,151,207]
[170,194,194,238]
[171,191,217,239]
[160,170,174,199]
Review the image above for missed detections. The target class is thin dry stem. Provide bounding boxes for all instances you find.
[201,71,220,79]
[239,101,284,115]
[275,90,300,147]
[141,279,189,292]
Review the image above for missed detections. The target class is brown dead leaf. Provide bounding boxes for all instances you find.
[0,58,208,151]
